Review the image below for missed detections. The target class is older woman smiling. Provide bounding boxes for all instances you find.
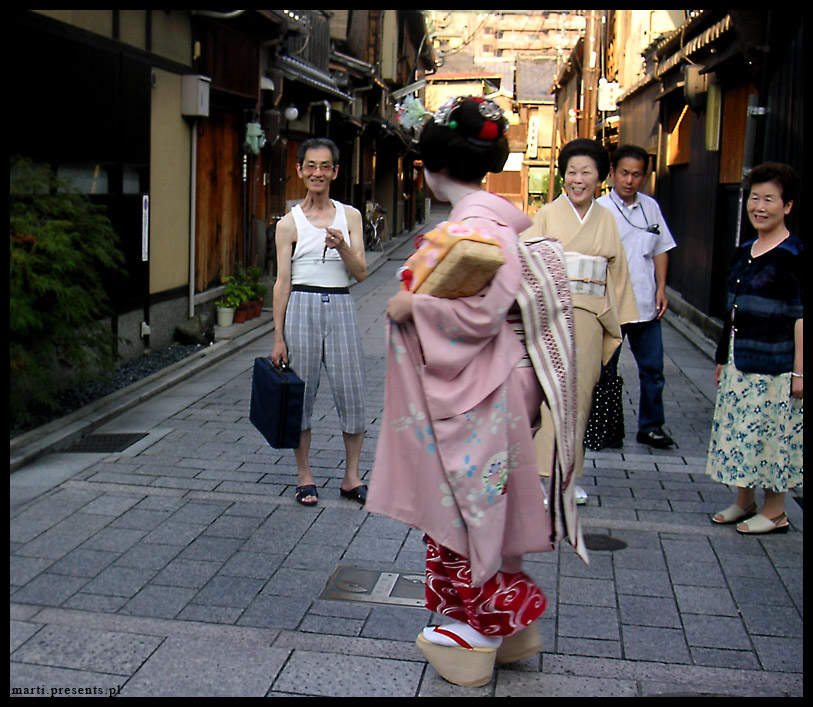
[708,162,803,534]
[522,139,638,504]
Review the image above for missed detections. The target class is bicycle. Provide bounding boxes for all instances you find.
[363,201,387,252]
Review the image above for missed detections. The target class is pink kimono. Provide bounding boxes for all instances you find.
[368,191,582,635]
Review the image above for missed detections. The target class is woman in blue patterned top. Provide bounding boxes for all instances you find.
[708,162,803,534]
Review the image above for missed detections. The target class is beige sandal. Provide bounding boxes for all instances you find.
[711,502,757,525]
[496,621,542,664]
[736,513,789,535]
[416,628,498,687]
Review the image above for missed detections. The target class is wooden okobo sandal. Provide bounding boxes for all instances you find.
[496,620,542,664]
[416,625,499,687]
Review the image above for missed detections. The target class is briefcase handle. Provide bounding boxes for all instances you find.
[269,358,291,373]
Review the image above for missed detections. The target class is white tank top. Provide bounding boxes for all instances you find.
[290,200,352,288]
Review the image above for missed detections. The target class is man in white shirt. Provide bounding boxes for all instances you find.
[597,145,677,449]
[271,138,369,505]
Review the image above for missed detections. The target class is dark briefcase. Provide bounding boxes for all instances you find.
[249,357,305,449]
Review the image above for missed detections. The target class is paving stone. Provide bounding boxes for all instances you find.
[62,593,129,613]
[299,614,365,637]
[557,604,619,642]
[176,604,244,624]
[202,514,264,539]
[110,508,172,531]
[10,620,43,653]
[361,605,428,642]
[114,542,182,570]
[15,513,114,560]
[495,671,638,697]
[11,573,89,606]
[618,594,681,628]
[169,502,232,525]
[690,647,761,670]
[47,548,119,578]
[11,662,126,697]
[273,650,423,697]
[80,527,148,554]
[191,575,265,609]
[559,577,617,608]
[219,551,284,580]
[621,625,691,663]
[673,585,738,617]
[666,560,726,587]
[152,559,222,589]
[80,566,156,598]
[262,567,333,599]
[120,585,198,619]
[737,603,803,638]
[142,521,208,546]
[121,636,289,696]
[238,595,311,629]
[11,624,162,676]
[750,635,804,673]
[81,495,144,516]
[9,555,54,586]
[176,536,243,564]
[682,614,751,650]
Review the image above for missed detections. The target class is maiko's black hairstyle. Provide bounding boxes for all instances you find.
[419,97,509,182]
[558,138,611,182]
[746,162,800,205]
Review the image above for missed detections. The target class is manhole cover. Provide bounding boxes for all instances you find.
[321,566,425,607]
[64,433,148,453]
[583,533,627,552]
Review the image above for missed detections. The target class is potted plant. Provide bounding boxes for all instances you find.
[228,264,256,321]
[246,266,268,318]
[216,275,251,326]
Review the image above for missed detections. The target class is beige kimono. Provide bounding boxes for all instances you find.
[522,195,638,478]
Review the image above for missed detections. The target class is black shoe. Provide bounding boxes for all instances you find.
[636,429,674,449]
[340,484,367,505]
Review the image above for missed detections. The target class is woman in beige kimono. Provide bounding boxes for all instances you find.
[523,139,638,503]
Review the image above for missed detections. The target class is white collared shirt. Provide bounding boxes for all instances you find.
[596,190,676,322]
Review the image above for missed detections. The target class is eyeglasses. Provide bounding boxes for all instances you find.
[302,162,335,174]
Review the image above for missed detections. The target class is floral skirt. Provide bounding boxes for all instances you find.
[706,347,803,493]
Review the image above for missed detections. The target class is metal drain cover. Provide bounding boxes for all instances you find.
[583,533,627,552]
[64,433,148,453]
[321,566,425,607]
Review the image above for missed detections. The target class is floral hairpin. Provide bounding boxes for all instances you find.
[395,95,432,132]
[432,96,507,141]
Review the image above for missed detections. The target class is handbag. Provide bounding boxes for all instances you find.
[249,357,305,449]
[583,364,624,451]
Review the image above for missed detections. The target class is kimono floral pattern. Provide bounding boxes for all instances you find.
[367,190,567,586]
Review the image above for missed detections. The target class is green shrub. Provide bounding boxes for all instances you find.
[10,156,127,425]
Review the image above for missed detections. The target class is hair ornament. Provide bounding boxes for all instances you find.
[432,95,507,142]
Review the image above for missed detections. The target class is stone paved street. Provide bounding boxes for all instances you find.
[10,208,803,697]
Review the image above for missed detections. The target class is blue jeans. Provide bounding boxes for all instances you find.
[609,318,666,434]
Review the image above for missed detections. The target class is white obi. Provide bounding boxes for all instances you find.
[563,252,608,297]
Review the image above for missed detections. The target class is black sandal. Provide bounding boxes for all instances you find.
[340,484,367,505]
[295,484,319,506]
